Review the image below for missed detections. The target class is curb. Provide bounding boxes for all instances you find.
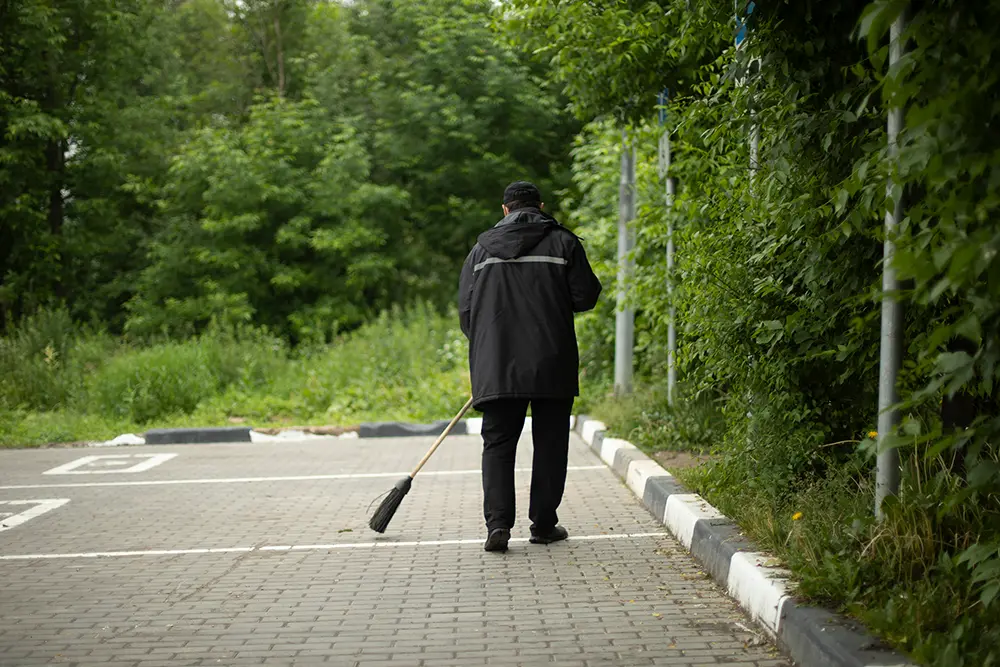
[572,415,915,667]
[130,414,558,446]
[144,427,251,445]
[359,419,468,438]
[356,416,547,438]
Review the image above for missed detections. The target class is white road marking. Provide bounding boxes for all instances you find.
[0,532,669,560]
[0,499,70,532]
[0,465,606,491]
[43,453,178,475]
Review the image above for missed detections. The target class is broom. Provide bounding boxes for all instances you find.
[368,396,475,533]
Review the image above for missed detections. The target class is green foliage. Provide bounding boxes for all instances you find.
[340,0,580,292]
[0,305,470,446]
[591,383,724,455]
[852,4,1000,647]
[88,328,287,423]
[0,0,174,330]
[499,1,726,120]
[276,303,470,424]
[0,409,136,449]
[684,447,1000,666]
[1,0,578,338]
[510,0,1000,663]
[126,98,410,341]
[0,308,115,411]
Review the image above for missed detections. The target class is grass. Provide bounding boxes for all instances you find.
[683,454,1000,666]
[0,304,473,447]
[591,385,1000,667]
[588,383,723,455]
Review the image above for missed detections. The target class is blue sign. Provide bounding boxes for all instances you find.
[657,89,670,125]
[735,1,755,48]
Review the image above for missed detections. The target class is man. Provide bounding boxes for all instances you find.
[459,181,602,553]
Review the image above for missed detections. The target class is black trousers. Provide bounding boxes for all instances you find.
[480,397,574,532]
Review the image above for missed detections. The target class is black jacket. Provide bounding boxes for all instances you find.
[459,207,602,406]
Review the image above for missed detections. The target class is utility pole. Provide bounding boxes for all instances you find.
[614,130,636,396]
[657,90,677,406]
[876,11,907,520]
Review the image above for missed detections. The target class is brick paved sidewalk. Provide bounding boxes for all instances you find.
[0,433,791,666]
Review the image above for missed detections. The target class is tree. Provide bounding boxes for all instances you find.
[126,97,409,342]
[3,0,580,338]
[0,0,175,329]
[499,0,727,120]
[341,0,580,292]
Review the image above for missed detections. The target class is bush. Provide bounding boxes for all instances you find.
[0,303,472,444]
[85,323,289,424]
[88,342,223,422]
[0,308,116,411]
[275,303,470,423]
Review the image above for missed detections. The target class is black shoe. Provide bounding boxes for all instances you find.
[529,525,569,544]
[484,528,511,552]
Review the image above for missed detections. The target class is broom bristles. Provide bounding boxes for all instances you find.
[368,476,412,533]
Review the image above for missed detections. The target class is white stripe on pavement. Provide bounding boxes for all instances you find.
[0,465,606,491]
[0,499,70,532]
[0,532,670,561]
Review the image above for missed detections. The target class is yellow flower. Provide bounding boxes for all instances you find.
[792,512,803,521]
[867,430,878,438]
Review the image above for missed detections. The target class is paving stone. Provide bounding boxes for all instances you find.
[0,434,790,666]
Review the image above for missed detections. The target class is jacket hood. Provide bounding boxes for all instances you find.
[477,208,559,260]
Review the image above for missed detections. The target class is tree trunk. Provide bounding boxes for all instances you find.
[273,14,285,97]
[46,139,64,237]
[45,138,66,299]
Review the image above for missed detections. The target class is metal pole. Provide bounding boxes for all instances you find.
[736,1,759,191]
[666,174,677,406]
[748,55,760,191]
[875,12,907,520]
[614,130,636,396]
[657,92,677,407]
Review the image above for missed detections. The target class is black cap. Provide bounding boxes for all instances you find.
[503,181,541,205]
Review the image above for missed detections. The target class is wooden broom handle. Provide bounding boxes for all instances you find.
[410,396,475,477]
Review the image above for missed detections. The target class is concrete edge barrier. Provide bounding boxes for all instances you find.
[355,414,579,439]
[358,419,469,438]
[144,427,252,445]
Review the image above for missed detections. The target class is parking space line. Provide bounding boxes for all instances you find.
[0,499,70,532]
[0,532,668,561]
[0,465,606,491]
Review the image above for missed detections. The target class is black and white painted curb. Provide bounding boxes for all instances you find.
[573,415,915,667]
